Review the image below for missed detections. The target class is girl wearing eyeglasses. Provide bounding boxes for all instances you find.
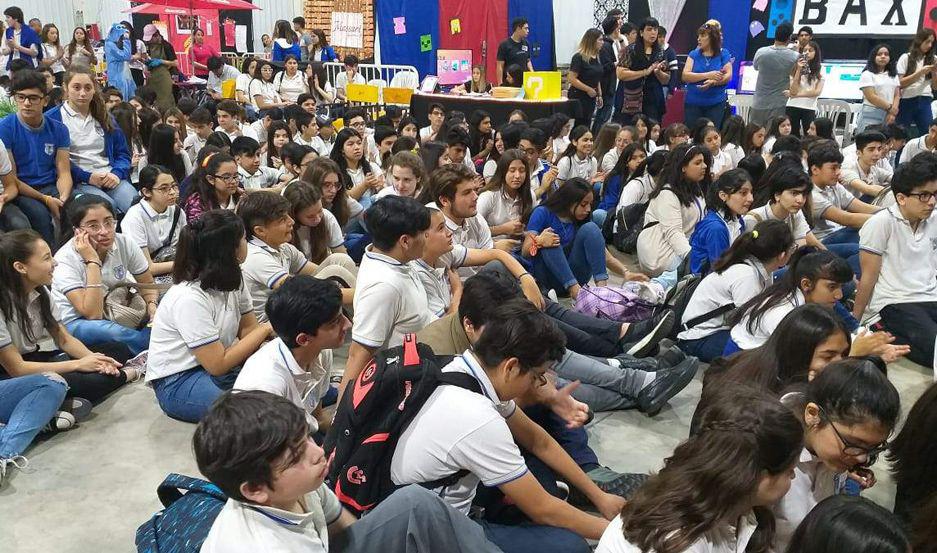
[52,194,158,356]
[120,165,186,278]
[773,358,900,551]
[181,152,243,223]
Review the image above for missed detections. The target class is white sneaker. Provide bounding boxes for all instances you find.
[42,410,76,433]
[0,455,29,486]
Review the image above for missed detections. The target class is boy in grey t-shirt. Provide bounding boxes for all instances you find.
[752,22,799,125]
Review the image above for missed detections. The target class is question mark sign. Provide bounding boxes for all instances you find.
[528,76,544,99]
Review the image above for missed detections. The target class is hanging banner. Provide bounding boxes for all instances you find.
[331,12,364,49]
[793,0,926,36]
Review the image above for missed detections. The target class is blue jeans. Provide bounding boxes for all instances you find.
[0,202,29,232]
[545,299,622,357]
[533,222,608,292]
[591,209,608,228]
[897,96,933,137]
[73,181,139,215]
[0,373,68,458]
[855,104,887,133]
[821,227,861,278]
[591,95,615,135]
[152,366,240,423]
[678,329,730,363]
[12,183,59,245]
[684,101,727,130]
[479,521,590,553]
[66,318,151,357]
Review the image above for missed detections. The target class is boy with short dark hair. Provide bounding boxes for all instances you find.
[215,100,259,141]
[292,109,326,155]
[373,126,398,166]
[231,136,284,191]
[839,130,889,199]
[317,115,336,154]
[296,93,317,115]
[335,55,365,102]
[419,103,446,142]
[854,153,937,371]
[897,117,937,164]
[183,107,214,164]
[195,390,502,553]
[238,191,355,321]
[445,126,475,173]
[808,143,880,245]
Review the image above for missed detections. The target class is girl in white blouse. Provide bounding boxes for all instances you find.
[597,385,804,553]
[272,55,309,103]
[249,60,289,110]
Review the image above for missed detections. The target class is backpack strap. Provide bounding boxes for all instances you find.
[156,473,226,508]
[437,371,483,394]
[680,303,736,331]
[402,333,420,366]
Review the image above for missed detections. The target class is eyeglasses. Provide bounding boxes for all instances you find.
[905,191,937,203]
[80,219,117,233]
[212,173,242,183]
[153,183,179,193]
[820,409,889,465]
[14,93,45,104]
[322,181,343,191]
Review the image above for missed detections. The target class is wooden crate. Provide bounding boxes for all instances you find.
[304,0,375,61]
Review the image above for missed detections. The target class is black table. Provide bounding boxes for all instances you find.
[409,92,576,127]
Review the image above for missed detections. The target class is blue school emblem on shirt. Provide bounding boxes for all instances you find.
[44,143,54,156]
[113,265,126,280]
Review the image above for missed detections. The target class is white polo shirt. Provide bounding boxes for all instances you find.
[352,248,434,350]
[678,258,771,342]
[248,79,283,109]
[51,234,150,324]
[60,102,111,175]
[238,164,280,191]
[744,203,810,243]
[200,486,342,553]
[294,133,328,156]
[390,351,526,514]
[601,149,619,174]
[294,210,345,259]
[477,188,538,240]
[898,134,937,164]
[215,122,259,143]
[427,203,494,278]
[839,153,890,199]
[596,512,758,553]
[146,280,253,382]
[773,447,844,552]
[811,182,857,240]
[241,238,309,322]
[411,245,469,317]
[859,205,937,318]
[556,154,597,184]
[617,174,656,211]
[730,289,804,350]
[121,200,186,254]
[272,70,309,103]
[0,290,60,355]
[235,338,333,433]
[183,133,206,165]
[0,138,11,194]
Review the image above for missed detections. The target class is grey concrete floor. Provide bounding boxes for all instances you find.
[1,345,931,552]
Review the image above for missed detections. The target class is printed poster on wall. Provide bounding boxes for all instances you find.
[331,12,364,49]
[793,0,926,36]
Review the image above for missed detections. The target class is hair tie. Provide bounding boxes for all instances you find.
[201,152,217,168]
[752,230,759,239]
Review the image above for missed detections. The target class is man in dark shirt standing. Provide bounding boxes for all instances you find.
[496,18,534,85]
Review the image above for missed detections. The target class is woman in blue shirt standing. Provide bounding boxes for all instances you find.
[270,20,301,63]
[682,22,733,130]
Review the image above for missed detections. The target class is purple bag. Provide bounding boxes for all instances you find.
[573,284,657,322]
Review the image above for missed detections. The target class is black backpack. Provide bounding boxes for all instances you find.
[658,273,736,340]
[323,334,482,516]
[135,473,227,553]
[611,201,652,254]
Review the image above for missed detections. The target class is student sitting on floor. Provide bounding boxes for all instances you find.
[119,164,186,279]
[196,391,503,553]
[146,210,274,423]
[284,181,350,266]
[688,168,754,274]
[854,153,937,371]
[678,220,793,362]
[477,149,536,241]
[52,195,158,356]
[786,495,910,553]
[745,162,816,247]
[596,385,804,553]
[237,191,355,323]
[232,136,286,192]
[393,301,624,553]
[181,152,243,222]
[235,276,348,436]
[839,130,889,200]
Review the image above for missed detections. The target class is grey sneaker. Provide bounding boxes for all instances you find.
[569,468,650,508]
[42,410,77,433]
[63,397,92,422]
[0,455,29,486]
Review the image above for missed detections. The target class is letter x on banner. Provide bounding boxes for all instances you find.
[793,0,928,36]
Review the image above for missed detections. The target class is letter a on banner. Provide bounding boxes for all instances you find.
[794,0,924,35]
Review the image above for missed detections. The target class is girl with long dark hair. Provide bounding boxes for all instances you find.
[888,382,937,528]
[688,168,754,273]
[787,41,824,136]
[302,157,357,228]
[64,26,96,69]
[857,44,901,132]
[181,152,243,222]
[595,142,647,226]
[329,127,383,210]
[478,149,535,240]
[896,28,937,135]
[39,24,65,84]
[785,495,909,553]
[143,123,191,183]
[284,181,349,265]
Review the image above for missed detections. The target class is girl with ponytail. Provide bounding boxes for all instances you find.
[145,209,274,423]
[596,385,804,553]
[688,168,755,274]
[677,219,794,362]
[181,152,243,222]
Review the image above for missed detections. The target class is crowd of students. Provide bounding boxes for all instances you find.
[1,5,937,553]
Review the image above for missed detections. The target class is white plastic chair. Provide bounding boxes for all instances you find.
[816,99,855,146]
[389,70,420,90]
[729,94,754,123]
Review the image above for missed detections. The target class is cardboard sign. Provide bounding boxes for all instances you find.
[331,11,364,48]
[523,71,562,101]
[346,83,380,103]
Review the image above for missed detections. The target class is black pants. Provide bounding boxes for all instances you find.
[130,68,146,88]
[569,92,597,129]
[545,300,621,358]
[21,342,132,404]
[786,106,816,137]
[879,302,937,370]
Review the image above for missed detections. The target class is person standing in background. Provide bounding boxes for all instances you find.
[261,34,273,56]
[187,28,219,80]
[292,17,313,62]
[496,18,534,85]
[270,20,301,63]
[142,24,178,111]
[2,7,41,71]
[683,22,732,130]
[793,26,813,51]
[750,22,799,126]
[896,29,937,137]
[568,29,605,129]
[656,26,679,101]
[614,18,666,125]
[594,15,622,134]
[635,19,669,124]
[39,24,65,85]
[121,21,148,88]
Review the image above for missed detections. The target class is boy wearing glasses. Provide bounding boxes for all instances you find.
[854,153,937,371]
[0,70,71,244]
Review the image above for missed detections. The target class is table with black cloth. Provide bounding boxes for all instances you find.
[409,92,576,128]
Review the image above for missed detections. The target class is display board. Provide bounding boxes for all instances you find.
[437,49,473,85]
[737,60,866,101]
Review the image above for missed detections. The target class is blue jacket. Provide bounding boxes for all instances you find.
[598,174,623,211]
[315,45,338,62]
[689,210,747,274]
[104,23,136,102]
[5,25,42,69]
[46,105,133,183]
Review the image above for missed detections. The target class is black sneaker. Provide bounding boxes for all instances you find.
[620,311,675,358]
[637,357,699,416]
[656,345,688,369]
[569,468,650,508]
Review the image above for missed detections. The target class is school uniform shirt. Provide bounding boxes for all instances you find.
[411,246,469,317]
[722,143,745,170]
[206,64,241,97]
[200,485,342,553]
[787,74,824,112]
[0,113,70,186]
[529,158,550,197]
[0,290,61,355]
[730,289,805,350]
[241,238,309,322]
[390,351,526,514]
[272,70,309,104]
[0,138,11,194]
[334,72,365,94]
[596,512,758,553]
[839,151,890,199]
[120,200,186,254]
[235,337,333,432]
[41,43,65,74]
[419,125,439,143]
[637,189,706,276]
[352,247,435,350]
[896,53,934,99]
[709,148,732,178]
[617,174,656,211]
[773,447,844,552]
[238,164,280,191]
[51,234,149,325]
[678,258,771,341]
[744,204,810,243]
[430,204,495,278]
[898,135,937,165]
[556,154,597,185]
[689,211,745,274]
[183,133,206,165]
[858,70,900,108]
[248,79,283,108]
[294,210,345,259]
[294,133,328,156]
[477,188,538,240]
[215,122,259,143]
[858,205,937,319]
[601,149,619,174]
[810,182,856,240]
[527,205,579,250]
[842,143,894,185]
[145,280,253,382]
[235,72,252,99]
[250,120,269,145]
